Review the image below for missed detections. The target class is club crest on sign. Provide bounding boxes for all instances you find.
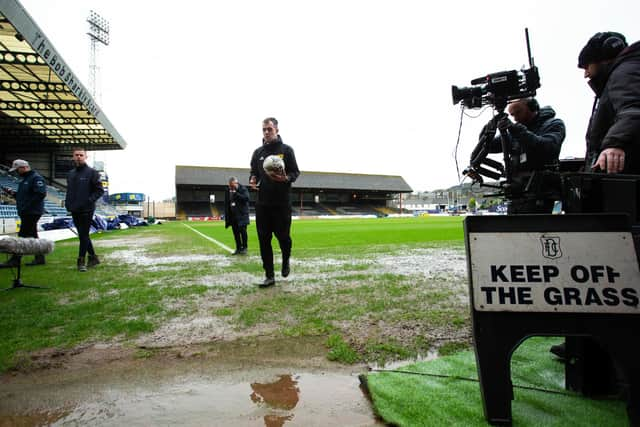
[540,236,562,259]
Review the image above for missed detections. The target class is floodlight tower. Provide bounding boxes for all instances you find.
[86,10,110,196]
[87,10,109,104]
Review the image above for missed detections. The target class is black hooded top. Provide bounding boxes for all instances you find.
[249,135,300,206]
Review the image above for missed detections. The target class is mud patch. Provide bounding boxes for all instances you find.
[135,316,233,347]
[96,236,167,248]
[134,246,470,350]
[9,343,134,373]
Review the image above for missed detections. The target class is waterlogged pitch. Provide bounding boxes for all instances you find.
[0,215,468,371]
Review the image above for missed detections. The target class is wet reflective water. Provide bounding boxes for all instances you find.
[1,371,377,426]
[0,338,383,426]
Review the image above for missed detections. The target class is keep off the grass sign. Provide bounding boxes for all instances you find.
[469,232,640,313]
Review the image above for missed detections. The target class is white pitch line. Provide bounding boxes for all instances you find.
[182,223,234,253]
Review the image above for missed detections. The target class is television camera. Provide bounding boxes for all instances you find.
[452,29,540,111]
[452,29,557,213]
[453,30,640,427]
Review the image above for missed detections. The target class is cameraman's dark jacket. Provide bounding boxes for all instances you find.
[16,169,46,216]
[65,164,104,213]
[224,184,250,228]
[250,135,300,206]
[585,41,640,174]
[489,106,566,173]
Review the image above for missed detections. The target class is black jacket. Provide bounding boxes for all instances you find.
[65,164,104,213]
[16,169,46,216]
[490,106,566,173]
[250,135,300,206]
[224,183,250,228]
[585,41,640,173]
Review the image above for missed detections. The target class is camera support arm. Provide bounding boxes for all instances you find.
[495,110,514,184]
[465,112,510,184]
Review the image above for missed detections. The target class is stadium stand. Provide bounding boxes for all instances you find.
[0,2,127,232]
[176,166,413,219]
[0,205,18,218]
[335,205,382,216]
[180,201,214,217]
[44,201,68,217]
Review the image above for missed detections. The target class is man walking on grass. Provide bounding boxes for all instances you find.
[65,148,104,272]
[249,117,300,287]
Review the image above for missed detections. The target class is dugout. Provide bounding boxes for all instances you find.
[0,0,126,190]
[175,165,413,218]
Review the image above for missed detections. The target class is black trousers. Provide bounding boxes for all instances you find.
[255,204,292,277]
[18,214,40,238]
[72,211,96,258]
[231,222,248,251]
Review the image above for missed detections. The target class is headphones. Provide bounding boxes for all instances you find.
[593,31,627,58]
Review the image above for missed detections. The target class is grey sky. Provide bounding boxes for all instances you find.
[18,0,640,200]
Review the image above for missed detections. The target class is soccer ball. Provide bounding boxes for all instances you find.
[263,155,285,174]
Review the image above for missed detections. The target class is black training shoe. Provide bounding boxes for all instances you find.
[259,277,276,288]
[281,260,290,278]
[550,342,566,360]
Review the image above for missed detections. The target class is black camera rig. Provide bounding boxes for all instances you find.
[452,28,540,111]
[451,29,555,212]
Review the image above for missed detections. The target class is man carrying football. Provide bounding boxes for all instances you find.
[249,117,301,287]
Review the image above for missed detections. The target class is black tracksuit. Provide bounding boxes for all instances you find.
[250,136,300,278]
[65,164,104,258]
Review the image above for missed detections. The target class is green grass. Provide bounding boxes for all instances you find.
[0,216,630,425]
[327,334,360,364]
[188,216,465,256]
[364,337,628,426]
[0,216,465,372]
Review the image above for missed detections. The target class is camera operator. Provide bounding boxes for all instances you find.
[478,97,566,213]
[549,32,640,364]
[578,32,640,174]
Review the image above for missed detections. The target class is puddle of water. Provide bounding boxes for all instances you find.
[368,349,440,371]
[0,337,384,426]
[0,371,380,427]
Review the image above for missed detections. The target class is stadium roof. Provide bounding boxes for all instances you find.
[0,0,126,151]
[176,165,413,193]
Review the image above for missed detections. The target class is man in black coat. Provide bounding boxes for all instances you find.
[0,159,47,267]
[549,32,640,363]
[578,31,640,174]
[224,176,250,255]
[65,148,104,272]
[249,117,300,287]
[480,97,566,213]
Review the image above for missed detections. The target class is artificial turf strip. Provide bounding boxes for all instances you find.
[363,337,628,426]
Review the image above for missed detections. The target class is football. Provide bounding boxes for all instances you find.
[263,155,285,175]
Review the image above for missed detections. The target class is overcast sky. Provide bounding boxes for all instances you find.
[17,0,640,200]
